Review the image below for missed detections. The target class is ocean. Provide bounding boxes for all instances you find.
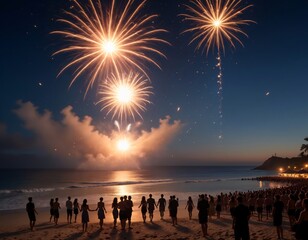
[0,166,282,211]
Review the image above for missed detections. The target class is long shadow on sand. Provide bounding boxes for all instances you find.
[175,224,192,233]
[65,231,84,240]
[143,222,162,230]
[0,229,29,238]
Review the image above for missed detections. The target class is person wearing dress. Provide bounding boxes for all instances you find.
[112,197,118,228]
[95,197,107,229]
[81,199,92,232]
[139,196,147,223]
[73,198,80,223]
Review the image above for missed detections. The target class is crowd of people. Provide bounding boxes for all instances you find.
[26,177,308,239]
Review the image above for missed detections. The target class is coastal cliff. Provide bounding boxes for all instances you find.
[254,156,308,170]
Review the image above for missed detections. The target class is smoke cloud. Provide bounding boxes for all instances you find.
[7,101,182,169]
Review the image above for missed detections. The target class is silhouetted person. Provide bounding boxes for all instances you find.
[73,198,80,223]
[138,196,147,223]
[272,195,284,240]
[147,194,156,222]
[157,194,166,220]
[185,196,195,220]
[234,196,251,240]
[66,196,73,224]
[49,198,54,222]
[26,197,37,231]
[95,197,107,229]
[53,197,61,225]
[216,195,222,219]
[112,197,118,228]
[256,194,264,221]
[80,199,92,232]
[295,198,308,240]
[126,196,133,229]
[169,195,179,226]
[118,196,127,230]
[197,194,209,237]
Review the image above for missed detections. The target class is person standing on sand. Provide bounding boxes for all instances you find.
[80,199,92,232]
[215,195,222,219]
[197,194,209,237]
[185,196,195,220]
[118,196,127,230]
[208,195,215,220]
[295,198,308,240]
[26,197,38,231]
[229,195,237,228]
[53,197,61,225]
[49,198,54,222]
[157,194,166,220]
[169,195,179,226]
[112,197,119,228]
[272,194,284,240]
[256,194,264,221]
[139,196,147,223]
[287,193,296,228]
[147,194,156,222]
[264,194,273,220]
[234,196,251,240]
[73,198,80,223]
[66,196,73,224]
[95,197,107,229]
[126,196,133,229]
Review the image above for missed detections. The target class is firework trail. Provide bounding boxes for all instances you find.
[182,0,254,139]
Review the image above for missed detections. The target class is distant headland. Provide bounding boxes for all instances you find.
[254,156,308,170]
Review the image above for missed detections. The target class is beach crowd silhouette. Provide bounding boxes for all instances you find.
[26,176,308,240]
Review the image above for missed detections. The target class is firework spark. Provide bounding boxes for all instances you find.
[181,0,254,54]
[182,0,254,139]
[52,0,168,94]
[98,72,153,122]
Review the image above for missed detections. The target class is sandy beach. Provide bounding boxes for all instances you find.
[0,203,297,240]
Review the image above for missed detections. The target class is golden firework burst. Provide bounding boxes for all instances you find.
[98,72,153,121]
[52,0,168,94]
[182,0,254,54]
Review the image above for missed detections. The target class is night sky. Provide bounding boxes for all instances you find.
[1,0,308,168]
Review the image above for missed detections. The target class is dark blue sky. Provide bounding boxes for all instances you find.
[1,0,308,167]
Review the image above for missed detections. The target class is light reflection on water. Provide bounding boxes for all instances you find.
[0,166,280,210]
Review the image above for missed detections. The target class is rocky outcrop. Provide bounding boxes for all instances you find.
[254,156,308,170]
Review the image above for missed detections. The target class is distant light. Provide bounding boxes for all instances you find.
[279,168,283,172]
[177,107,181,112]
[265,92,270,96]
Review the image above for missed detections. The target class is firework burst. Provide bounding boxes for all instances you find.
[182,0,254,139]
[181,0,254,54]
[52,0,168,94]
[98,72,153,122]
